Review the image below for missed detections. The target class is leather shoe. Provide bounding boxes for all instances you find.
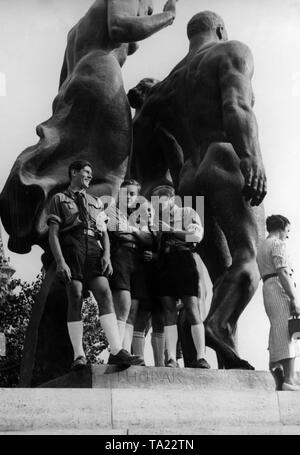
[108,349,145,366]
[166,358,179,368]
[190,358,211,369]
[71,355,87,371]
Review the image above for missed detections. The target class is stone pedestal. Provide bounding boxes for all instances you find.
[1,367,300,434]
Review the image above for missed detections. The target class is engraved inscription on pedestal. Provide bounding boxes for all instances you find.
[116,368,185,386]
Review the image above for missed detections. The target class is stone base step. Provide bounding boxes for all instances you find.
[1,368,300,434]
[1,424,300,435]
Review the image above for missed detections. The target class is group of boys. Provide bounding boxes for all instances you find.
[47,160,210,370]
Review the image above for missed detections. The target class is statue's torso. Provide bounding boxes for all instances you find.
[65,0,129,74]
[137,41,249,166]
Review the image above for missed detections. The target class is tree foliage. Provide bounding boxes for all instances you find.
[0,276,35,386]
[82,293,109,364]
[0,276,108,387]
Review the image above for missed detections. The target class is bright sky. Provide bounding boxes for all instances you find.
[1,0,300,370]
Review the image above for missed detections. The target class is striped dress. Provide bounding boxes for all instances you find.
[257,237,296,362]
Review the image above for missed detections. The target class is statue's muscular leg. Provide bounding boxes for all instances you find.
[195,142,262,369]
[179,162,231,368]
[198,203,234,368]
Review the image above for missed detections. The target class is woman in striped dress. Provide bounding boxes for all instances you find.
[257,215,300,391]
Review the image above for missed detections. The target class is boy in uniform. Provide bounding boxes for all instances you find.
[47,160,144,369]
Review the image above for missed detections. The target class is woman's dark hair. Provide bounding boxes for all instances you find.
[266,214,290,233]
[68,160,92,180]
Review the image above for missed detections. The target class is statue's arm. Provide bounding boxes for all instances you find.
[155,123,184,190]
[107,0,177,43]
[219,41,267,206]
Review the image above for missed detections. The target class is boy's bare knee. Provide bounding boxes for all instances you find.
[96,286,112,303]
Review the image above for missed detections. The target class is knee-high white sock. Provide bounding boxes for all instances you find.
[100,313,122,355]
[67,321,85,360]
[117,320,126,344]
[164,325,178,361]
[132,331,145,357]
[151,331,165,367]
[123,323,134,352]
[191,323,206,359]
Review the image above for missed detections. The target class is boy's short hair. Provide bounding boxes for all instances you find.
[68,160,92,180]
[120,179,141,193]
[150,180,175,197]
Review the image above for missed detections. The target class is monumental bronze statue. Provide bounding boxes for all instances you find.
[0,0,178,385]
[129,11,266,369]
[0,0,177,254]
[0,3,267,377]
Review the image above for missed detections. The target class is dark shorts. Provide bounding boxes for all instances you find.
[60,232,106,284]
[137,293,163,315]
[128,262,162,324]
[144,261,160,298]
[158,250,200,298]
[110,245,148,300]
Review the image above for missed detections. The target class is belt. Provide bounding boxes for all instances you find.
[164,244,194,253]
[262,273,278,282]
[121,242,140,250]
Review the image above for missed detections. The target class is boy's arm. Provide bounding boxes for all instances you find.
[101,230,113,276]
[48,223,71,282]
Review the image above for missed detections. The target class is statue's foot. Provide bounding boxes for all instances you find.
[205,322,254,370]
[205,320,234,352]
[226,358,255,370]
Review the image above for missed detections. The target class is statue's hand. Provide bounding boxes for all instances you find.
[163,0,177,19]
[240,157,267,206]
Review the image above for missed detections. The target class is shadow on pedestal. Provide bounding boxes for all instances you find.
[38,364,277,391]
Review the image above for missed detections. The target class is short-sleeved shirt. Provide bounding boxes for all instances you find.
[106,201,153,298]
[106,201,151,231]
[46,188,108,285]
[155,204,203,249]
[106,201,152,246]
[47,187,108,235]
[257,238,293,277]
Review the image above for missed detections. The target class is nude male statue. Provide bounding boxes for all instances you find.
[0,0,178,254]
[129,11,267,369]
